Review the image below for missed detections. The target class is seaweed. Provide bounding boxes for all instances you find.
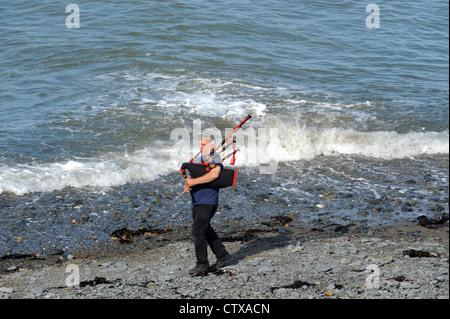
[417,213,449,228]
[0,252,42,261]
[271,280,315,293]
[220,229,261,242]
[79,276,122,288]
[262,215,293,227]
[403,249,439,258]
[109,227,171,244]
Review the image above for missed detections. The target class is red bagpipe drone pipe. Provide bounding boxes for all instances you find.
[179,114,252,190]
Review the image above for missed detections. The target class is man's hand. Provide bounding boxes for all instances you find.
[184,176,195,188]
[182,182,192,195]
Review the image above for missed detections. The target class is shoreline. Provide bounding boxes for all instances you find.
[0,154,448,299]
[1,154,448,256]
[1,218,448,299]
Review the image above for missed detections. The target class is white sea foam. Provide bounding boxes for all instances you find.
[0,149,179,196]
[228,121,449,174]
[1,73,448,195]
[0,119,448,195]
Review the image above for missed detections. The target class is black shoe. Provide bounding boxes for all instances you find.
[216,253,231,269]
[189,264,209,276]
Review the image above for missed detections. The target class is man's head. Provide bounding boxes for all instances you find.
[200,134,215,156]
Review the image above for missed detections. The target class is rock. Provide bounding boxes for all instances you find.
[71,199,84,207]
[29,287,45,296]
[268,197,284,204]
[158,275,176,282]
[164,264,181,274]
[431,206,445,212]
[239,274,250,282]
[6,266,18,272]
[114,261,128,268]
[335,225,349,233]
[275,288,288,296]
[286,243,303,252]
[401,205,414,212]
[0,287,14,293]
[393,200,402,207]
[258,266,275,274]
[316,265,333,273]
[250,193,269,203]
[326,284,336,291]
[262,215,293,227]
[423,174,437,182]
[403,249,439,258]
[319,188,334,196]
[400,282,421,289]
[251,257,265,265]
[46,248,65,256]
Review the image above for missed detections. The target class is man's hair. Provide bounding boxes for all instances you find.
[200,134,215,144]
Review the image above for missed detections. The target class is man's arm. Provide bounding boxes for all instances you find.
[185,166,221,188]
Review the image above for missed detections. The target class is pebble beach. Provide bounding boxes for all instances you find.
[0,155,448,300]
[0,222,448,300]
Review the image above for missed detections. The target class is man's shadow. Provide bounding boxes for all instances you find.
[220,227,294,266]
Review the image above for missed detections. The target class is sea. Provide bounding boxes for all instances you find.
[0,1,448,254]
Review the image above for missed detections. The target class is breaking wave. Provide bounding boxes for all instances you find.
[1,117,447,195]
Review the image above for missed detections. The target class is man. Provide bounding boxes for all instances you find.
[183,135,231,276]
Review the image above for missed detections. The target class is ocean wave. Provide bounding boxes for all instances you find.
[0,149,178,196]
[0,122,448,195]
[248,116,449,162]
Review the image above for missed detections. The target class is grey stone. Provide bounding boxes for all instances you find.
[258,266,275,274]
[46,248,65,256]
[0,287,15,293]
[400,282,421,289]
[316,265,333,272]
[326,284,335,291]
[29,287,45,296]
[6,266,18,272]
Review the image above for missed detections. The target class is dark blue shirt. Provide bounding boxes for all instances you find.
[190,153,223,206]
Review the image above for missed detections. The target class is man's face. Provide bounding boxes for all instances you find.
[200,139,214,155]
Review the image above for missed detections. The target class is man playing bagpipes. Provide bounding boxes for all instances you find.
[180,115,252,276]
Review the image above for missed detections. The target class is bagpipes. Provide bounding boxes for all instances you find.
[179,114,252,190]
